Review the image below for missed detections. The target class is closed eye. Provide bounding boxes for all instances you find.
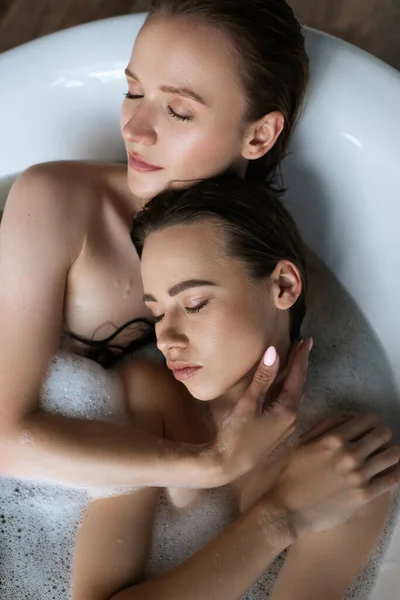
[186,301,208,314]
[124,92,143,100]
[166,105,193,123]
[152,301,208,325]
[123,92,192,122]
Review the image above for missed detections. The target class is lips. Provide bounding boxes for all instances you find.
[127,152,163,173]
[167,361,202,382]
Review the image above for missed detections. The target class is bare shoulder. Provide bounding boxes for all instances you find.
[120,358,205,443]
[3,160,128,256]
[120,358,190,414]
[7,160,126,216]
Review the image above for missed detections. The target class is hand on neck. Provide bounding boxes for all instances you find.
[210,331,292,428]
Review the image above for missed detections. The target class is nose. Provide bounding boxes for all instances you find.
[157,318,189,354]
[121,100,157,146]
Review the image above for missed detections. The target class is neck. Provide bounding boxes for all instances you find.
[210,333,291,429]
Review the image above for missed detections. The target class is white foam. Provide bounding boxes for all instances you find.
[40,351,126,423]
[0,476,88,599]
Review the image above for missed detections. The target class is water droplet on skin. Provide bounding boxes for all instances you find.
[19,430,36,446]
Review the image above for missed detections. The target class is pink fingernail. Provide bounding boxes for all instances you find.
[309,337,314,351]
[263,346,277,367]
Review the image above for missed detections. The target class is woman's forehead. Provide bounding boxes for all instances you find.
[142,221,223,261]
[130,16,244,99]
[142,222,222,275]
[140,221,252,291]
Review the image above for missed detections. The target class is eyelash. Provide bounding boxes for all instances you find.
[123,92,192,123]
[166,105,192,123]
[153,301,208,324]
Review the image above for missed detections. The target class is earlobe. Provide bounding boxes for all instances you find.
[271,261,302,310]
[242,111,285,161]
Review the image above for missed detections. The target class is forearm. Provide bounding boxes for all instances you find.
[0,409,221,489]
[112,499,294,600]
[269,493,393,600]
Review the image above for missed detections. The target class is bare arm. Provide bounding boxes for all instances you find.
[269,492,393,600]
[0,166,305,490]
[112,498,293,600]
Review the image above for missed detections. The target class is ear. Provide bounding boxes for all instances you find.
[241,111,285,161]
[269,260,302,310]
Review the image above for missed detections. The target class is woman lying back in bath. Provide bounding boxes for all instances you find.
[72,175,399,600]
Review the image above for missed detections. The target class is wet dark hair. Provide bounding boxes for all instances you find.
[148,0,309,185]
[64,318,156,368]
[132,175,307,342]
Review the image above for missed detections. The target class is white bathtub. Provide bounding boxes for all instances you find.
[0,13,399,599]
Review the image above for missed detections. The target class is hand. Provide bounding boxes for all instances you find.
[208,339,312,483]
[268,413,400,537]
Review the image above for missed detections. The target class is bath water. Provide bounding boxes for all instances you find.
[0,174,399,599]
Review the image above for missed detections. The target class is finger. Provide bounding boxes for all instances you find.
[361,446,400,480]
[366,464,400,501]
[285,339,304,375]
[297,415,353,445]
[332,413,380,442]
[352,425,392,461]
[259,420,298,470]
[248,346,280,405]
[274,338,312,417]
[262,399,298,438]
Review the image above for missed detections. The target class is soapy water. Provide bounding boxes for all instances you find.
[0,174,400,598]
[0,479,88,599]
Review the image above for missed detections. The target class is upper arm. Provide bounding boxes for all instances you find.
[0,165,84,425]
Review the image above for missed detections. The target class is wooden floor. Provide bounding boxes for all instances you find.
[0,0,399,71]
[289,0,400,70]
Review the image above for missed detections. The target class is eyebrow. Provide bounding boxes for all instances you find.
[143,279,217,303]
[160,85,207,106]
[124,68,208,106]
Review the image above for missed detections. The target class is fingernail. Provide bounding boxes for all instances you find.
[308,337,314,351]
[263,346,277,367]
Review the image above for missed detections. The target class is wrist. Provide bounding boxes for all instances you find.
[195,443,232,487]
[253,493,303,549]
[197,439,255,487]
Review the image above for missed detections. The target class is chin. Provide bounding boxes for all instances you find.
[184,380,228,403]
[127,170,167,203]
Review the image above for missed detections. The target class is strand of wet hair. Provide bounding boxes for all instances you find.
[65,317,156,368]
